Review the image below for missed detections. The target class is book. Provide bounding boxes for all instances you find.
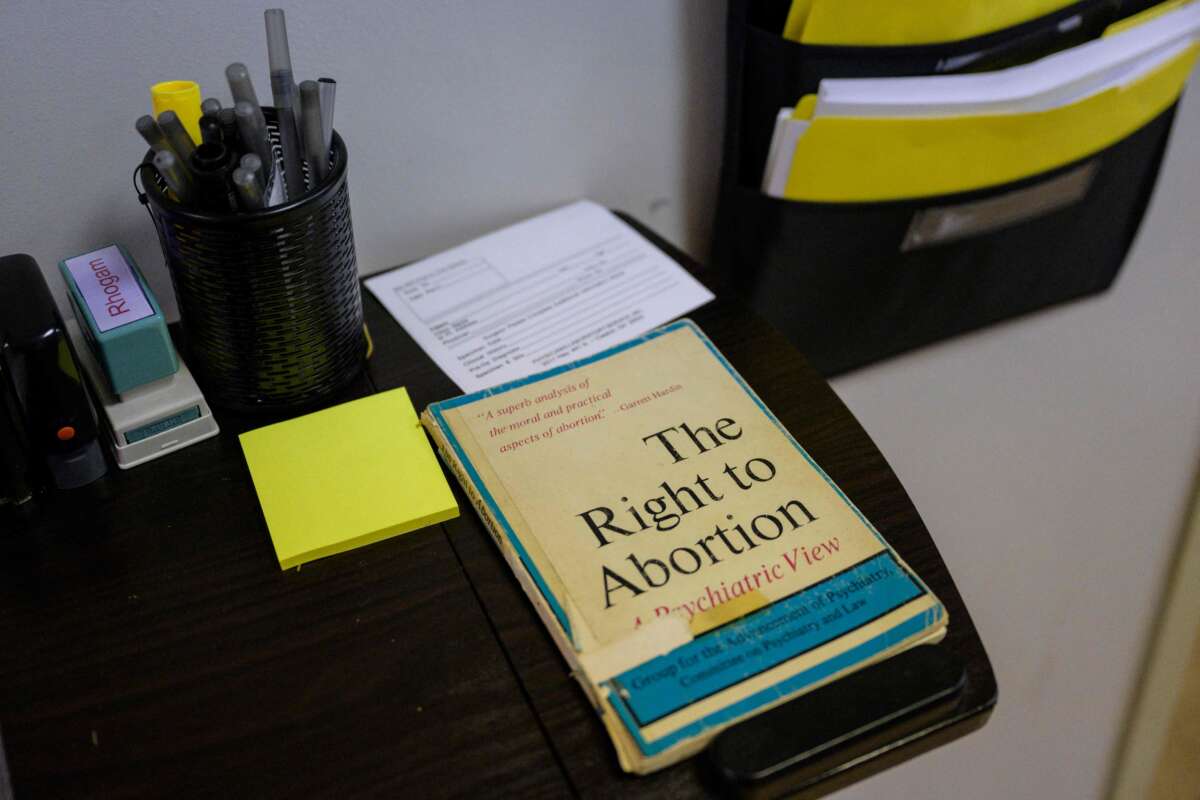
[240,387,459,569]
[422,320,947,773]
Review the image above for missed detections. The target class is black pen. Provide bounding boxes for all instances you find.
[265,9,305,200]
[199,113,222,145]
[189,141,237,212]
[299,80,327,187]
[318,78,336,157]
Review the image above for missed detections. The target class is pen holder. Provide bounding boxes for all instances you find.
[139,109,365,413]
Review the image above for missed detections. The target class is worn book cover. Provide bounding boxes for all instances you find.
[422,319,947,773]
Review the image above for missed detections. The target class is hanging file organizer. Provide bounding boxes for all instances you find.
[714,0,1195,375]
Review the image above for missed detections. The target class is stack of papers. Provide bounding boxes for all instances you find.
[365,201,714,393]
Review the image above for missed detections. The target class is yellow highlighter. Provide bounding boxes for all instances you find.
[150,80,202,144]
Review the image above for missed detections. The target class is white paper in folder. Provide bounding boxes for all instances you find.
[364,201,714,393]
[761,0,1200,197]
[815,2,1200,119]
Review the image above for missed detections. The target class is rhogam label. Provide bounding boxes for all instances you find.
[63,245,154,333]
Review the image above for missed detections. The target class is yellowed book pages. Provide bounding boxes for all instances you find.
[423,320,946,772]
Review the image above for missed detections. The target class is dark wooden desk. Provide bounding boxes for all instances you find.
[0,221,994,798]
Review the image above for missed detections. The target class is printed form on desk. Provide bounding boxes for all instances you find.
[364,200,714,393]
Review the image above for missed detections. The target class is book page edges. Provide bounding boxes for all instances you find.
[423,405,596,649]
[605,620,950,775]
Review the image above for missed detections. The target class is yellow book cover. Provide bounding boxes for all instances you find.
[422,320,946,773]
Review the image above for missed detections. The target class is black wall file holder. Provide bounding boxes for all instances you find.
[714,0,1181,376]
[139,108,365,413]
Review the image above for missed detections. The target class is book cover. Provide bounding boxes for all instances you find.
[422,320,947,773]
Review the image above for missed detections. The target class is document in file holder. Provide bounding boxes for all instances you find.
[364,201,714,393]
[762,0,1200,200]
[812,1,1200,118]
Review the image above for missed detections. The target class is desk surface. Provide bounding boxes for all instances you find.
[0,220,994,798]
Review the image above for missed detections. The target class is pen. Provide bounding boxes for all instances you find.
[201,97,222,117]
[264,9,305,200]
[318,77,336,157]
[135,114,170,153]
[189,141,236,212]
[240,152,266,191]
[157,110,196,165]
[217,107,240,149]
[225,62,273,178]
[153,150,193,204]
[232,167,265,211]
[299,80,327,187]
[199,114,222,145]
[234,100,275,190]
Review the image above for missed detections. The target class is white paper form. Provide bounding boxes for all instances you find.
[365,200,715,393]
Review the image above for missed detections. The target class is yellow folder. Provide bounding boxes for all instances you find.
[784,0,1081,47]
[781,42,1198,202]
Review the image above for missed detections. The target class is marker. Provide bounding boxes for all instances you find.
[232,167,265,211]
[198,114,222,145]
[153,150,193,204]
[201,97,222,117]
[157,110,196,165]
[299,80,327,187]
[135,115,170,154]
[150,80,202,144]
[234,100,275,190]
[318,77,336,157]
[189,142,236,212]
[264,9,305,200]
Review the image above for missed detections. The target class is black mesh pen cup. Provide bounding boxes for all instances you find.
[139,109,365,413]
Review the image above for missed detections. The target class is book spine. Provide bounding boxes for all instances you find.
[423,414,507,553]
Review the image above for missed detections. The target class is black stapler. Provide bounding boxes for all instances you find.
[0,253,106,514]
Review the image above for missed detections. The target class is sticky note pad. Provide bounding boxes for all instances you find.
[239,388,459,569]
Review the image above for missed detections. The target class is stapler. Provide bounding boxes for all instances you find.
[0,253,106,513]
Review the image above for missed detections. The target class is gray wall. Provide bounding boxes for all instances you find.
[829,66,1200,800]
[0,0,724,317]
[3,3,1199,799]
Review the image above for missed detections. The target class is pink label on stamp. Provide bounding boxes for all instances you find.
[64,245,154,333]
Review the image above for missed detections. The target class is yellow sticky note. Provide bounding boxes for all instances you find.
[240,387,459,569]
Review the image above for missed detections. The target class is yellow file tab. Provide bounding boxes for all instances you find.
[240,387,459,569]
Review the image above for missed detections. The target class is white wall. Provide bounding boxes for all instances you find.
[829,65,1200,800]
[0,0,724,318]
[3,3,1199,799]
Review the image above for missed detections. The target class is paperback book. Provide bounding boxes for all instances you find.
[422,319,947,773]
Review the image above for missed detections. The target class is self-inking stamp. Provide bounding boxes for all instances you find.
[58,244,218,469]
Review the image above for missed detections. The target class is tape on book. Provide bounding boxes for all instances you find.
[688,589,769,637]
[577,615,692,682]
